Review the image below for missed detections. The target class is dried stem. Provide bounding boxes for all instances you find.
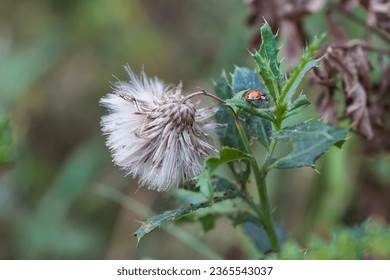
[333,6,390,45]
[184,89,240,122]
[332,42,390,56]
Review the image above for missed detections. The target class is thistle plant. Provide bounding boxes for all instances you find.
[101,22,349,255]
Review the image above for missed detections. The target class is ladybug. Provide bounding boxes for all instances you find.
[244,89,269,108]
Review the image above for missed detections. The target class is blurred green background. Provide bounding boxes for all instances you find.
[1,0,389,260]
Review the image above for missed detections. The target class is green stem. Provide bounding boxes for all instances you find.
[263,139,277,168]
[241,188,264,223]
[274,103,287,131]
[235,119,280,252]
[186,89,280,252]
[234,118,252,154]
[255,167,279,252]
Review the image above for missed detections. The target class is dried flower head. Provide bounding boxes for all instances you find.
[100,66,218,191]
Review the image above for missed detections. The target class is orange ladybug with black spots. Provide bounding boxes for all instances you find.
[244,89,269,108]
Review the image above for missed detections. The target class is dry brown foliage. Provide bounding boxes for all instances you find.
[312,41,373,139]
[246,0,326,68]
[246,0,390,153]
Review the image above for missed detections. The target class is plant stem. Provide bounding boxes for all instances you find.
[263,139,278,170]
[255,167,280,252]
[234,118,252,154]
[241,188,264,223]
[184,89,240,122]
[235,119,280,252]
[187,88,280,252]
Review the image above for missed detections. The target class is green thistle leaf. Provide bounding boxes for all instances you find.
[214,71,252,181]
[231,67,273,149]
[281,34,325,104]
[214,72,246,150]
[214,70,232,100]
[252,22,283,101]
[0,111,14,166]
[204,146,252,175]
[271,120,349,169]
[232,66,267,94]
[283,94,311,119]
[225,99,275,122]
[134,191,241,241]
[197,147,252,198]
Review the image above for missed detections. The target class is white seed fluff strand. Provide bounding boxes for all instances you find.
[100,67,218,191]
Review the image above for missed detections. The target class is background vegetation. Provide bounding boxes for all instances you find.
[1,0,389,259]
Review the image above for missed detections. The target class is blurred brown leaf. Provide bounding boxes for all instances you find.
[312,41,374,139]
[367,0,390,33]
[327,11,348,44]
[247,0,390,150]
[314,2,390,151]
[363,63,390,154]
[339,0,362,11]
[338,0,390,35]
[246,0,326,68]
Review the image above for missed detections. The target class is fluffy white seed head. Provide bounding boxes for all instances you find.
[100,66,218,191]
